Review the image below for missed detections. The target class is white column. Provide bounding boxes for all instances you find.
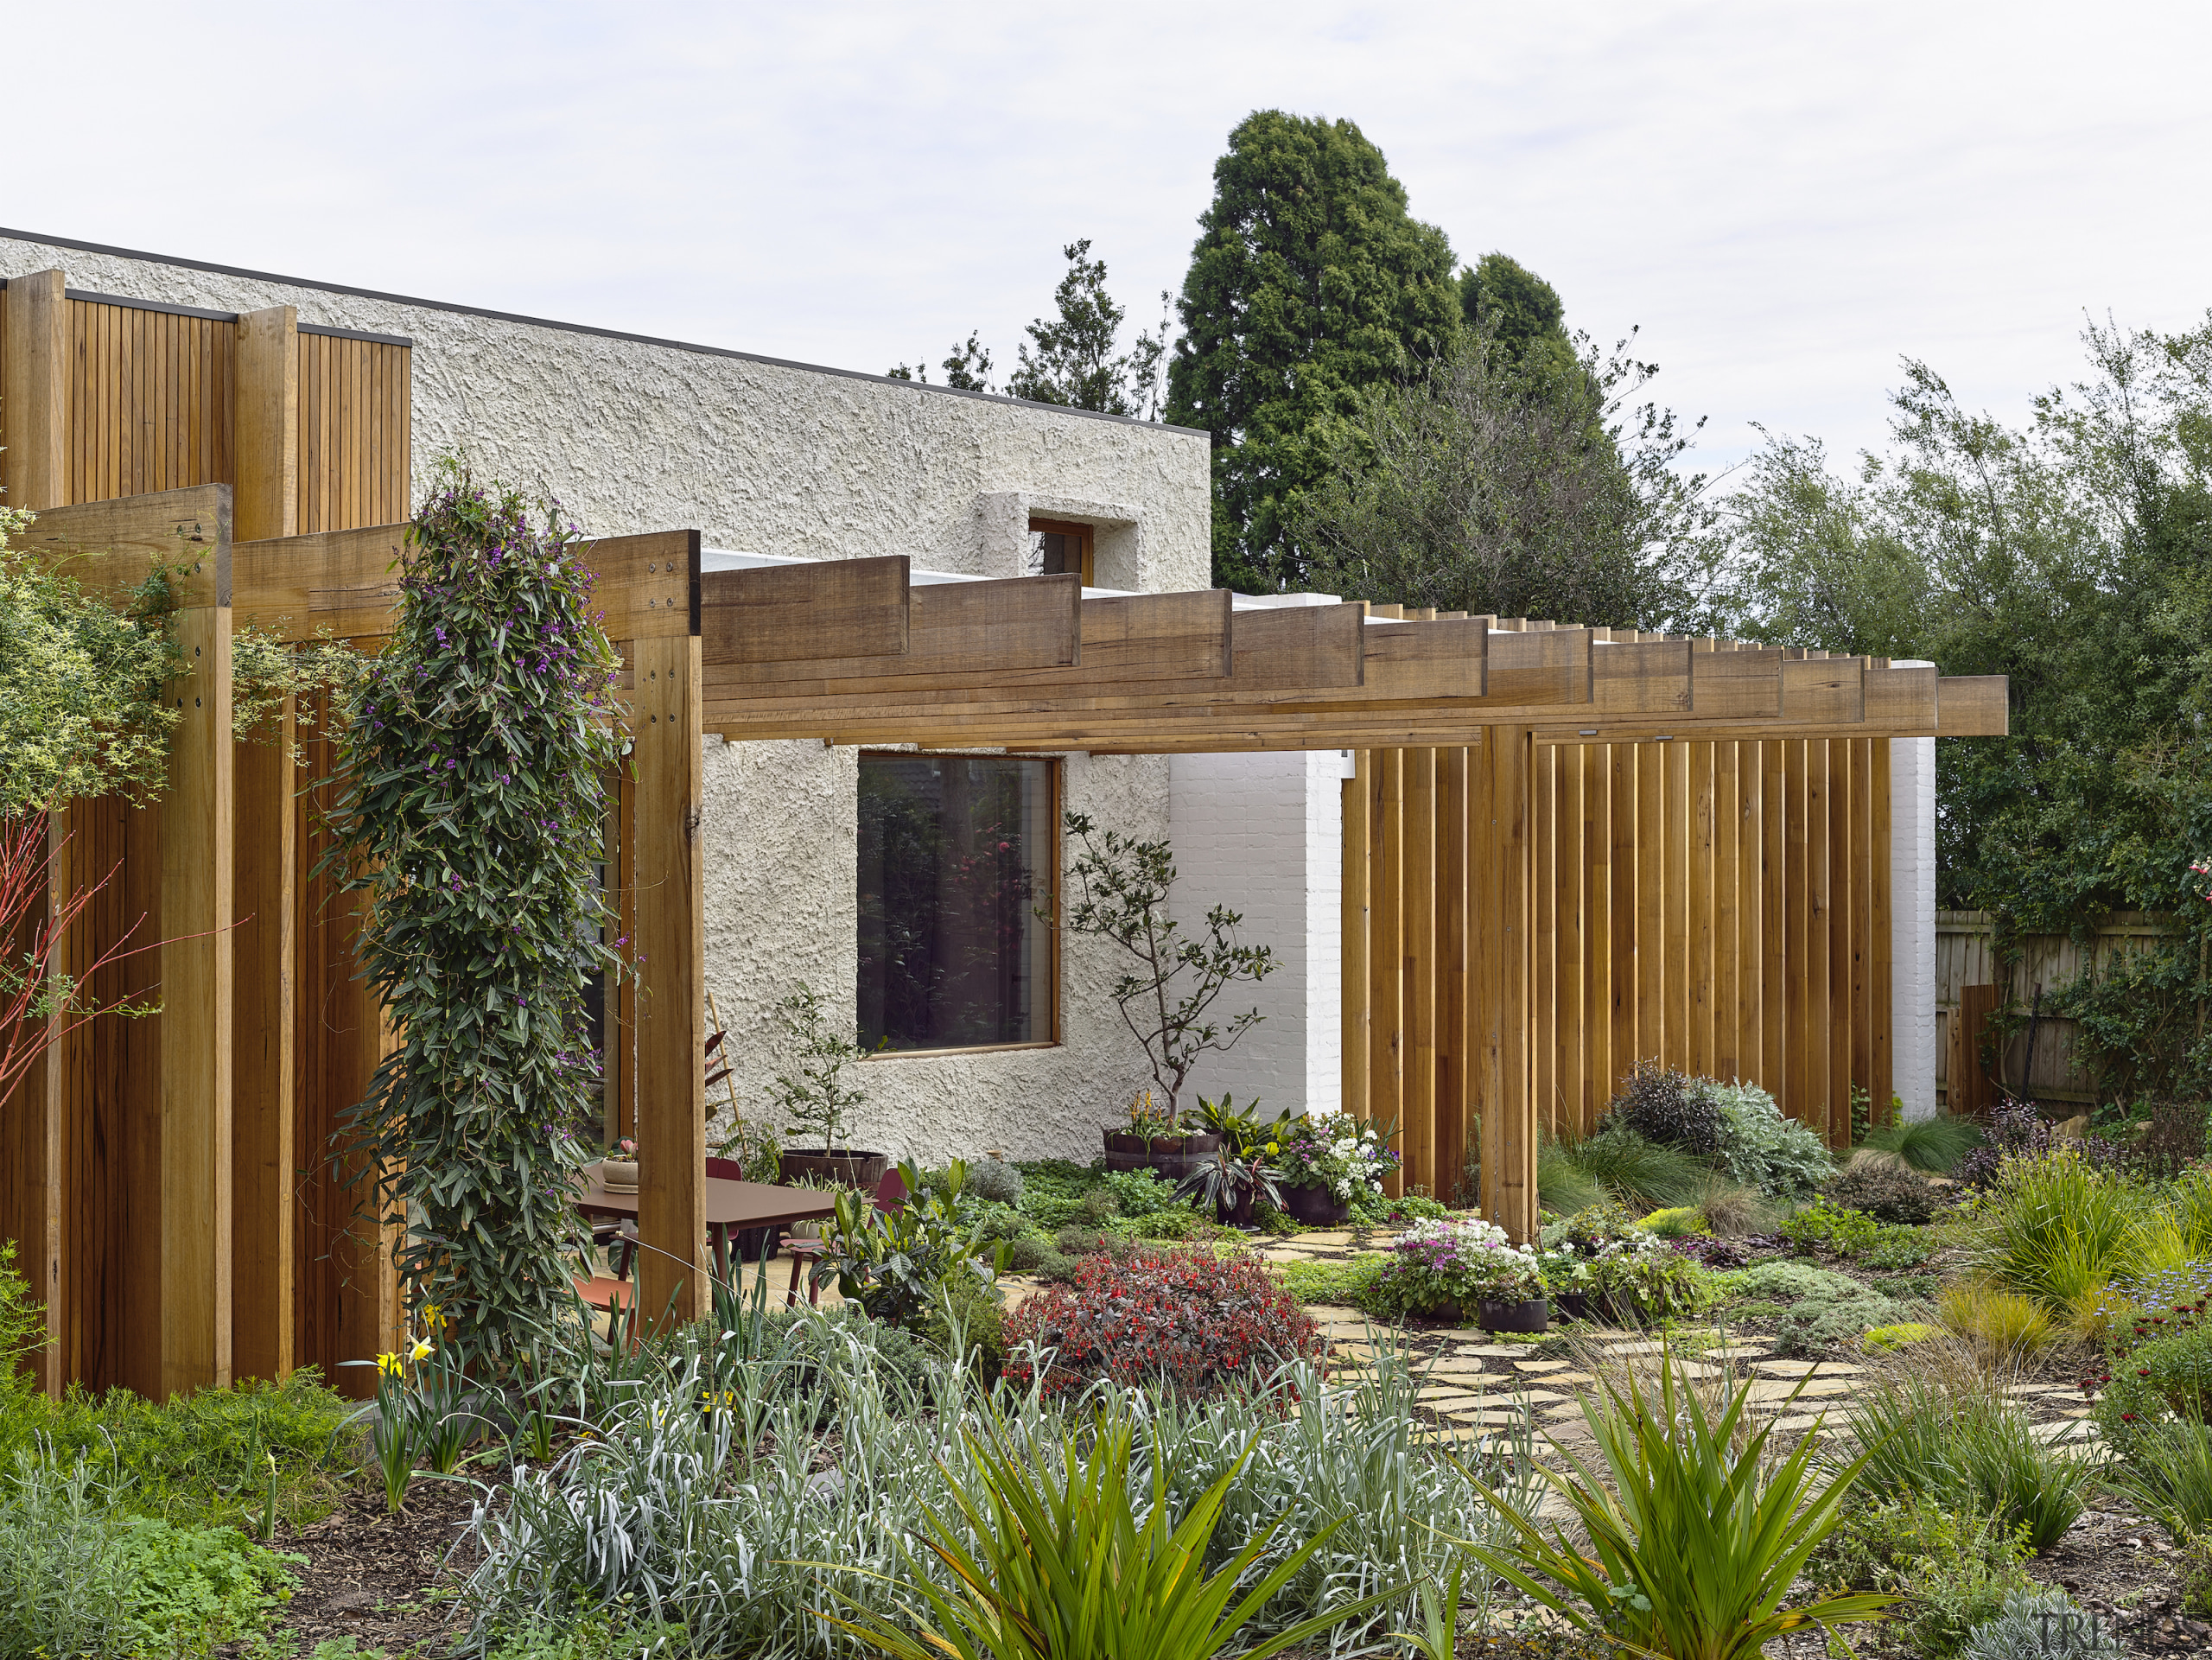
[1168,750,1344,1116]
[1889,696,1939,1121]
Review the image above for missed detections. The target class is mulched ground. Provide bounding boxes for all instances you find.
[232,1477,485,1657]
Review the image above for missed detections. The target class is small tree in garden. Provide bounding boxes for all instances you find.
[1052,811,1275,1118]
[326,462,622,1372]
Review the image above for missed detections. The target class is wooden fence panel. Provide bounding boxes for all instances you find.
[1934,911,2181,1109]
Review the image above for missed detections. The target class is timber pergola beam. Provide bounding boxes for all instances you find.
[19,487,2012,1374]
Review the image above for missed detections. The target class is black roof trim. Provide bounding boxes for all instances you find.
[0,226,1205,436]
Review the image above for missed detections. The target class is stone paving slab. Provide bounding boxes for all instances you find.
[1745,1378,1853,1402]
[1751,1359,1866,1378]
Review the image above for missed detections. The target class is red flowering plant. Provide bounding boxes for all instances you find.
[1001,1247,1321,1401]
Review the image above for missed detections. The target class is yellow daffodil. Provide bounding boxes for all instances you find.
[375,1352,403,1378]
[410,1339,434,1364]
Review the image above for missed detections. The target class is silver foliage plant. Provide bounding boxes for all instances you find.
[460,1311,1534,1657]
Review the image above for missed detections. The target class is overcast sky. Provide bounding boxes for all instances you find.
[12,1,2209,476]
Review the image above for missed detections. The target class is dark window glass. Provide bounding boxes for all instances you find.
[858,754,1053,1051]
[1027,530,1072,576]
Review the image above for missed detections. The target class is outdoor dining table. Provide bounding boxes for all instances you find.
[573,1170,838,1282]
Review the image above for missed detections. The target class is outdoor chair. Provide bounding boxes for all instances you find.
[572,1271,639,1352]
[784,1166,907,1307]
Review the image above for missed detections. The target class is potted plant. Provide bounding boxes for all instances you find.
[1370,1218,1546,1330]
[1100,1091,1221,1180]
[1268,1106,1402,1226]
[1541,1201,1697,1326]
[1050,811,1276,1143]
[594,1137,639,1193]
[770,983,893,1191]
[1176,1144,1283,1227]
[1539,1246,1597,1321]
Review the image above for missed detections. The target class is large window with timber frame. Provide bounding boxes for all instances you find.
[858,754,1057,1052]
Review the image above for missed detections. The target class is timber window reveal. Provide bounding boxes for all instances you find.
[858,754,1058,1053]
[1026,516,1094,585]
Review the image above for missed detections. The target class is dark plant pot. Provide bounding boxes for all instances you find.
[1551,1291,1594,1322]
[728,1224,782,1266]
[1478,1297,1550,1335]
[1411,1300,1464,1326]
[1213,1187,1255,1227]
[1281,1182,1351,1226]
[1599,1291,1650,1327]
[779,1149,891,1192]
[1102,1129,1221,1182]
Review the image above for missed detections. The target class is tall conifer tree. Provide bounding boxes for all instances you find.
[1166,111,1459,590]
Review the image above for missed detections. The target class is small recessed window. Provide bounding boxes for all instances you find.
[1026,517,1094,585]
[858,754,1058,1052]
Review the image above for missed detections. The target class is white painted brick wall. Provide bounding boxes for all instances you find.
[1891,719,1939,1121]
[1167,752,1344,1117]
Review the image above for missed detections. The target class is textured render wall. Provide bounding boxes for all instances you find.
[0,236,1211,588]
[1891,726,1939,1121]
[1167,751,1346,1120]
[0,234,1214,1163]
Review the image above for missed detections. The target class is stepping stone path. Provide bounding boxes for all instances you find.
[1754,1359,1866,1378]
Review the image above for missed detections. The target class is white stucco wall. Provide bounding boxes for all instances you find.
[1166,750,1347,1121]
[1890,720,1940,1122]
[0,232,1212,1165]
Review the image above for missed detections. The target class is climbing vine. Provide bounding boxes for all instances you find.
[325,461,622,1370]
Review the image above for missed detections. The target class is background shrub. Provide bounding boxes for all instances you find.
[1709,1079,1836,1199]
[1807,1493,2034,1660]
[1552,1128,1710,1211]
[1002,1248,1321,1400]
[1712,1261,1864,1303]
[2099,1324,2212,1428]
[1961,1587,2123,1660]
[1601,1061,1723,1155]
[1862,1113,1985,1174]
[1781,1197,1884,1257]
[1853,1364,2093,1551]
[1776,1286,1929,1356]
[1823,1154,1944,1224]
[964,1159,1024,1205]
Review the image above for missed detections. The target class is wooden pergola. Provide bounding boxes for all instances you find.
[0,267,2008,1402]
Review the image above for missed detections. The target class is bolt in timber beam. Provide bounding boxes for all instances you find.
[1,269,67,511]
[162,607,236,1397]
[628,633,709,1330]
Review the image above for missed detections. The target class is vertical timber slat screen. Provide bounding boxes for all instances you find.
[1346,731,1893,1229]
[3,283,413,1397]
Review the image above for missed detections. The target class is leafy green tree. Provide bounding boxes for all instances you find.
[1166,111,1461,591]
[888,241,1164,411]
[1294,323,1719,628]
[1459,251,1576,380]
[889,331,994,392]
[1006,239,1169,417]
[1713,321,2212,1097]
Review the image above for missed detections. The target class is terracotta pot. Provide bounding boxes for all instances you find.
[779,1149,891,1191]
[1101,1129,1221,1182]
[1478,1297,1550,1335]
[1280,1182,1351,1226]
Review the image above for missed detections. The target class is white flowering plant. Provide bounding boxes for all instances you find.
[1269,1107,1402,1201]
[1537,1203,1709,1315]
[1369,1217,1542,1318]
